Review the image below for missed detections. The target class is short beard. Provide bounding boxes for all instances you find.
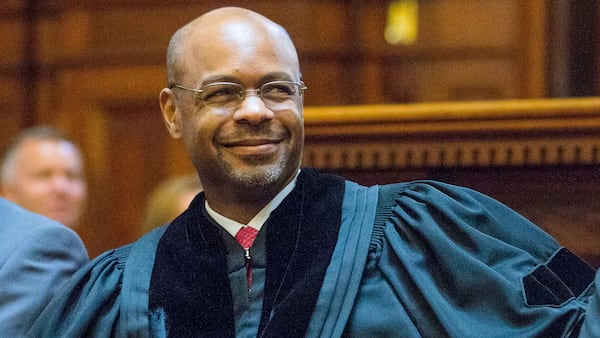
[219,152,290,190]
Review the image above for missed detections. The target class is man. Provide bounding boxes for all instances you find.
[28,7,599,337]
[0,126,87,230]
[0,197,88,336]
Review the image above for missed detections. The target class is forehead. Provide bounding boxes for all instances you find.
[177,16,300,83]
[17,139,81,163]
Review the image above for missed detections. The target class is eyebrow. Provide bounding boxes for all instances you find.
[200,71,295,87]
[259,72,295,83]
[200,75,238,86]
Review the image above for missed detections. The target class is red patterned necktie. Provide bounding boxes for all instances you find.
[235,227,259,291]
[235,226,258,250]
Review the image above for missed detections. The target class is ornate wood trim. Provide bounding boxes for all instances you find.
[303,98,600,170]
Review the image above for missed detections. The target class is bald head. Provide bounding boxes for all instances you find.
[166,7,300,86]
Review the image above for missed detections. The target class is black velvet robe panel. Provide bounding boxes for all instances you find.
[149,169,345,337]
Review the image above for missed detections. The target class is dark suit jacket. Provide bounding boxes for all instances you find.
[0,197,89,336]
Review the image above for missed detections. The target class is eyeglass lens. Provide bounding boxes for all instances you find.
[200,81,303,110]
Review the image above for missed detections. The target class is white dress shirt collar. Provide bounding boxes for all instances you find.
[205,170,300,237]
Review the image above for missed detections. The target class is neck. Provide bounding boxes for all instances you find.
[209,199,269,225]
[203,183,282,224]
[202,170,300,224]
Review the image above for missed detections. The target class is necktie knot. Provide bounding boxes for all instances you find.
[235,227,258,249]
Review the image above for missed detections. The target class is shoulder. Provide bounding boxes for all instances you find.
[0,200,89,335]
[0,197,81,238]
[378,179,491,201]
[0,207,88,290]
[80,225,167,282]
[376,179,530,222]
[0,199,88,269]
[371,179,560,265]
[0,197,64,241]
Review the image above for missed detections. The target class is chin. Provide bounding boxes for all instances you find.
[218,148,299,189]
[229,160,292,189]
[233,168,281,188]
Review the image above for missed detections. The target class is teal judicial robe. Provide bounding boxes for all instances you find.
[27,169,599,337]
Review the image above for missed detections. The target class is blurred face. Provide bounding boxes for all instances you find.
[161,14,304,201]
[2,139,87,229]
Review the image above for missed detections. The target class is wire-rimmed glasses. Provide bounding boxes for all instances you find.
[169,80,307,111]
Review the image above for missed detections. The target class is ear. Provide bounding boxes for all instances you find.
[159,88,182,139]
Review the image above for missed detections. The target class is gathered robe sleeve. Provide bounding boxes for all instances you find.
[580,270,600,337]
[26,247,129,337]
[27,226,165,338]
[310,180,596,337]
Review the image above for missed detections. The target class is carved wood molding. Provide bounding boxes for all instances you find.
[302,98,600,170]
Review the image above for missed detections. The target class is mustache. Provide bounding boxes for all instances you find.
[219,125,288,142]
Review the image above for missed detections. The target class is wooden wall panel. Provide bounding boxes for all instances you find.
[100,104,168,246]
[381,59,517,102]
[0,18,24,65]
[0,77,24,153]
[340,0,539,104]
[0,11,27,143]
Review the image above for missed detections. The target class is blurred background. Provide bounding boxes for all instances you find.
[1,0,599,260]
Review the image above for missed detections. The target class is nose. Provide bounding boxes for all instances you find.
[51,174,72,193]
[233,90,274,125]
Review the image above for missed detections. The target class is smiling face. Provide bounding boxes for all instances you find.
[160,8,304,213]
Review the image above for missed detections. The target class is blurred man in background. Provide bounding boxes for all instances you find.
[0,126,87,230]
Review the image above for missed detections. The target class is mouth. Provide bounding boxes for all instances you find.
[223,137,282,147]
[221,137,285,155]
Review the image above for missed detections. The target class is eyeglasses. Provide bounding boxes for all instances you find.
[169,80,307,111]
